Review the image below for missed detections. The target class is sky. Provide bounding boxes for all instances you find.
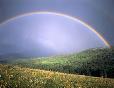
[0,0,114,57]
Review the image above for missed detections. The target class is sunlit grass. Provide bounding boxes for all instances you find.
[0,64,114,88]
[41,58,68,65]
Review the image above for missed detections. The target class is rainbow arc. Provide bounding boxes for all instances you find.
[0,11,111,47]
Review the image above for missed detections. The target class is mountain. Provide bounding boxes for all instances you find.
[1,47,114,78]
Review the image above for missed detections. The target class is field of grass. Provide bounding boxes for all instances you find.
[0,64,114,88]
[0,48,114,87]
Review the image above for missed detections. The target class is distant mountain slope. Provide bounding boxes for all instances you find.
[1,48,114,78]
[0,64,114,88]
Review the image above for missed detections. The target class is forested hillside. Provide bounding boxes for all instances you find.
[0,48,114,78]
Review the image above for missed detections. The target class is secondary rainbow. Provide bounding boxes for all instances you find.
[0,11,111,47]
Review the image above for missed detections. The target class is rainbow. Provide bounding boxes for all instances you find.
[0,11,111,47]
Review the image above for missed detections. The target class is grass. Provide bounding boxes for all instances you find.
[0,64,114,88]
[0,48,114,87]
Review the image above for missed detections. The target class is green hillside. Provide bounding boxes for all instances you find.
[2,48,114,78]
[0,64,114,88]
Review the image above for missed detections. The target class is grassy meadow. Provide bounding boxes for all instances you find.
[0,64,114,88]
[0,48,114,88]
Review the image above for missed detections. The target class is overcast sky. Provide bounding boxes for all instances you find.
[0,0,114,57]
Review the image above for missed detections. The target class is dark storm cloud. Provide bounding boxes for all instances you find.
[0,0,114,57]
[0,0,114,45]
